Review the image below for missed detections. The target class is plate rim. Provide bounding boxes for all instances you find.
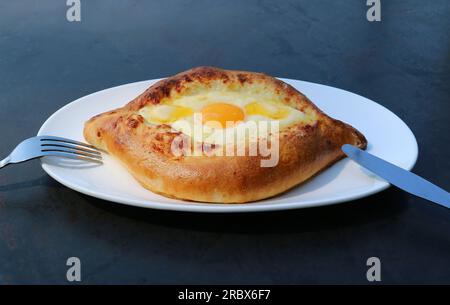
[38,77,418,213]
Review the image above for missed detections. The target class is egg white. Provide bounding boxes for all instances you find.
[139,91,312,145]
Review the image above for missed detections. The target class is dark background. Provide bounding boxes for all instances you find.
[0,0,449,284]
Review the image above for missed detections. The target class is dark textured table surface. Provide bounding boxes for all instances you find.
[0,1,449,284]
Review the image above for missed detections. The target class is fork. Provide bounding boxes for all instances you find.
[0,135,103,168]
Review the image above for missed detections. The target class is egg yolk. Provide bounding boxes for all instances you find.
[201,103,245,128]
[244,102,288,120]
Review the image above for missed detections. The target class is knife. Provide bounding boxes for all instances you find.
[342,144,450,208]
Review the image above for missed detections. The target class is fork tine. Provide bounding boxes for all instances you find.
[40,142,101,155]
[40,151,103,164]
[41,147,102,160]
[37,135,100,151]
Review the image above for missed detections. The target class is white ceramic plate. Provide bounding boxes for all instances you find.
[38,78,418,213]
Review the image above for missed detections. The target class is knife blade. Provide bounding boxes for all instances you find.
[342,144,450,208]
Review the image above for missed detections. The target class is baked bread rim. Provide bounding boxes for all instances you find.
[84,66,367,203]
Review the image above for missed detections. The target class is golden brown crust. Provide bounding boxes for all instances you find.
[84,66,367,203]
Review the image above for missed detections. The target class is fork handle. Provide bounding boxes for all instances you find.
[0,156,11,169]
